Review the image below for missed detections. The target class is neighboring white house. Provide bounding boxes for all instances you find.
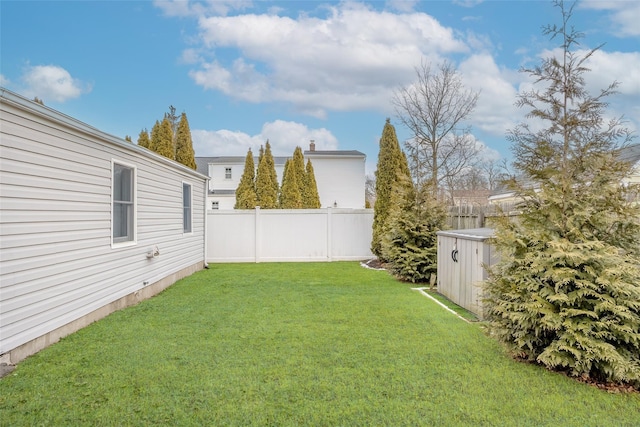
[0,88,208,365]
[196,142,366,209]
[620,143,640,187]
[304,143,366,209]
[195,155,288,210]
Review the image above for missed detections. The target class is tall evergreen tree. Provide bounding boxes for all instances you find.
[175,112,196,169]
[235,148,257,209]
[149,120,160,152]
[484,1,640,387]
[258,144,264,167]
[137,129,151,149]
[372,118,412,258]
[255,141,279,209]
[303,159,321,208]
[154,117,175,160]
[279,159,303,208]
[382,176,446,284]
[292,146,306,195]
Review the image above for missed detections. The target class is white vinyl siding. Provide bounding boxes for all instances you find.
[305,154,366,208]
[0,90,207,356]
[112,162,136,244]
[183,182,192,233]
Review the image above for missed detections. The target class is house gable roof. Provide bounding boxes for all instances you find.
[619,143,640,165]
[304,150,365,158]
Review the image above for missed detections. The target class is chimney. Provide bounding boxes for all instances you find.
[309,140,315,152]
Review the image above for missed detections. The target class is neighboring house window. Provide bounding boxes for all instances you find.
[113,162,135,244]
[183,183,192,233]
[211,201,219,210]
[225,167,232,179]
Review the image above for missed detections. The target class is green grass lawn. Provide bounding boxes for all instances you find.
[1,262,638,426]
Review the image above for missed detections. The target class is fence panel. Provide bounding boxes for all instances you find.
[206,208,374,263]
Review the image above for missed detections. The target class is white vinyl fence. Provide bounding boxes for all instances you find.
[206,208,374,263]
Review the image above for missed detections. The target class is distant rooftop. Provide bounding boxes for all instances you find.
[195,145,365,177]
[619,143,640,164]
[304,150,365,157]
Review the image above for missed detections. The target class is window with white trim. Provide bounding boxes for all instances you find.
[113,163,135,243]
[183,182,192,233]
[211,201,219,209]
[225,167,232,179]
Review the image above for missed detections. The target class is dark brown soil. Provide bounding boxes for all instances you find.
[361,258,387,270]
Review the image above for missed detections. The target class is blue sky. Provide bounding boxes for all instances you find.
[2,1,639,173]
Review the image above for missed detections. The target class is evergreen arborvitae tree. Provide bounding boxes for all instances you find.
[279,159,303,208]
[258,144,264,167]
[154,117,175,160]
[304,159,321,208]
[484,1,640,388]
[292,146,306,198]
[382,176,446,283]
[235,148,257,209]
[149,121,160,152]
[125,135,132,142]
[175,112,197,169]
[137,129,150,150]
[255,141,279,209]
[372,118,412,258]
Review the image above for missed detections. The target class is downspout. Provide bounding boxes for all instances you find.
[203,177,209,269]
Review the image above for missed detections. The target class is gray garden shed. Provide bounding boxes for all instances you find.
[436,228,497,319]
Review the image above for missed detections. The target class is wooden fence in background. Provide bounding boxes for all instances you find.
[446,204,519,230]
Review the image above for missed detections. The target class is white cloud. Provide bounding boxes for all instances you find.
[180,48,202,65]
[0,74,9,87]
[580,1,640,37]
[21,65,91,103]
[154,0,253,17]
[585,49,640,132]
[453,0,484,8]
[581,50,640,98]
[192,120,338,157]
[458,53,520,136]
[386,0,418,13]
[487,47,640,140]
[184,2,468,117]
[532,48,640,130]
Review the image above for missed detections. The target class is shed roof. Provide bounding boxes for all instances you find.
[436,228,495,241]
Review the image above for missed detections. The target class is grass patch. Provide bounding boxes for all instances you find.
[1,262,638,426]
[421,288,480,321]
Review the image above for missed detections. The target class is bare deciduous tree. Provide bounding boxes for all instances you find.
[365,173,376,207]
[393,60,481,202]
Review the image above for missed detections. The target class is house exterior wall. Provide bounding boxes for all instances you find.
[206,208,374,263]
[303,153,366,209]
[0,89,208,363]
[623,160,640,185]
[207,161,286,192]
[206,159,286,210]
[198,149,366,209]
